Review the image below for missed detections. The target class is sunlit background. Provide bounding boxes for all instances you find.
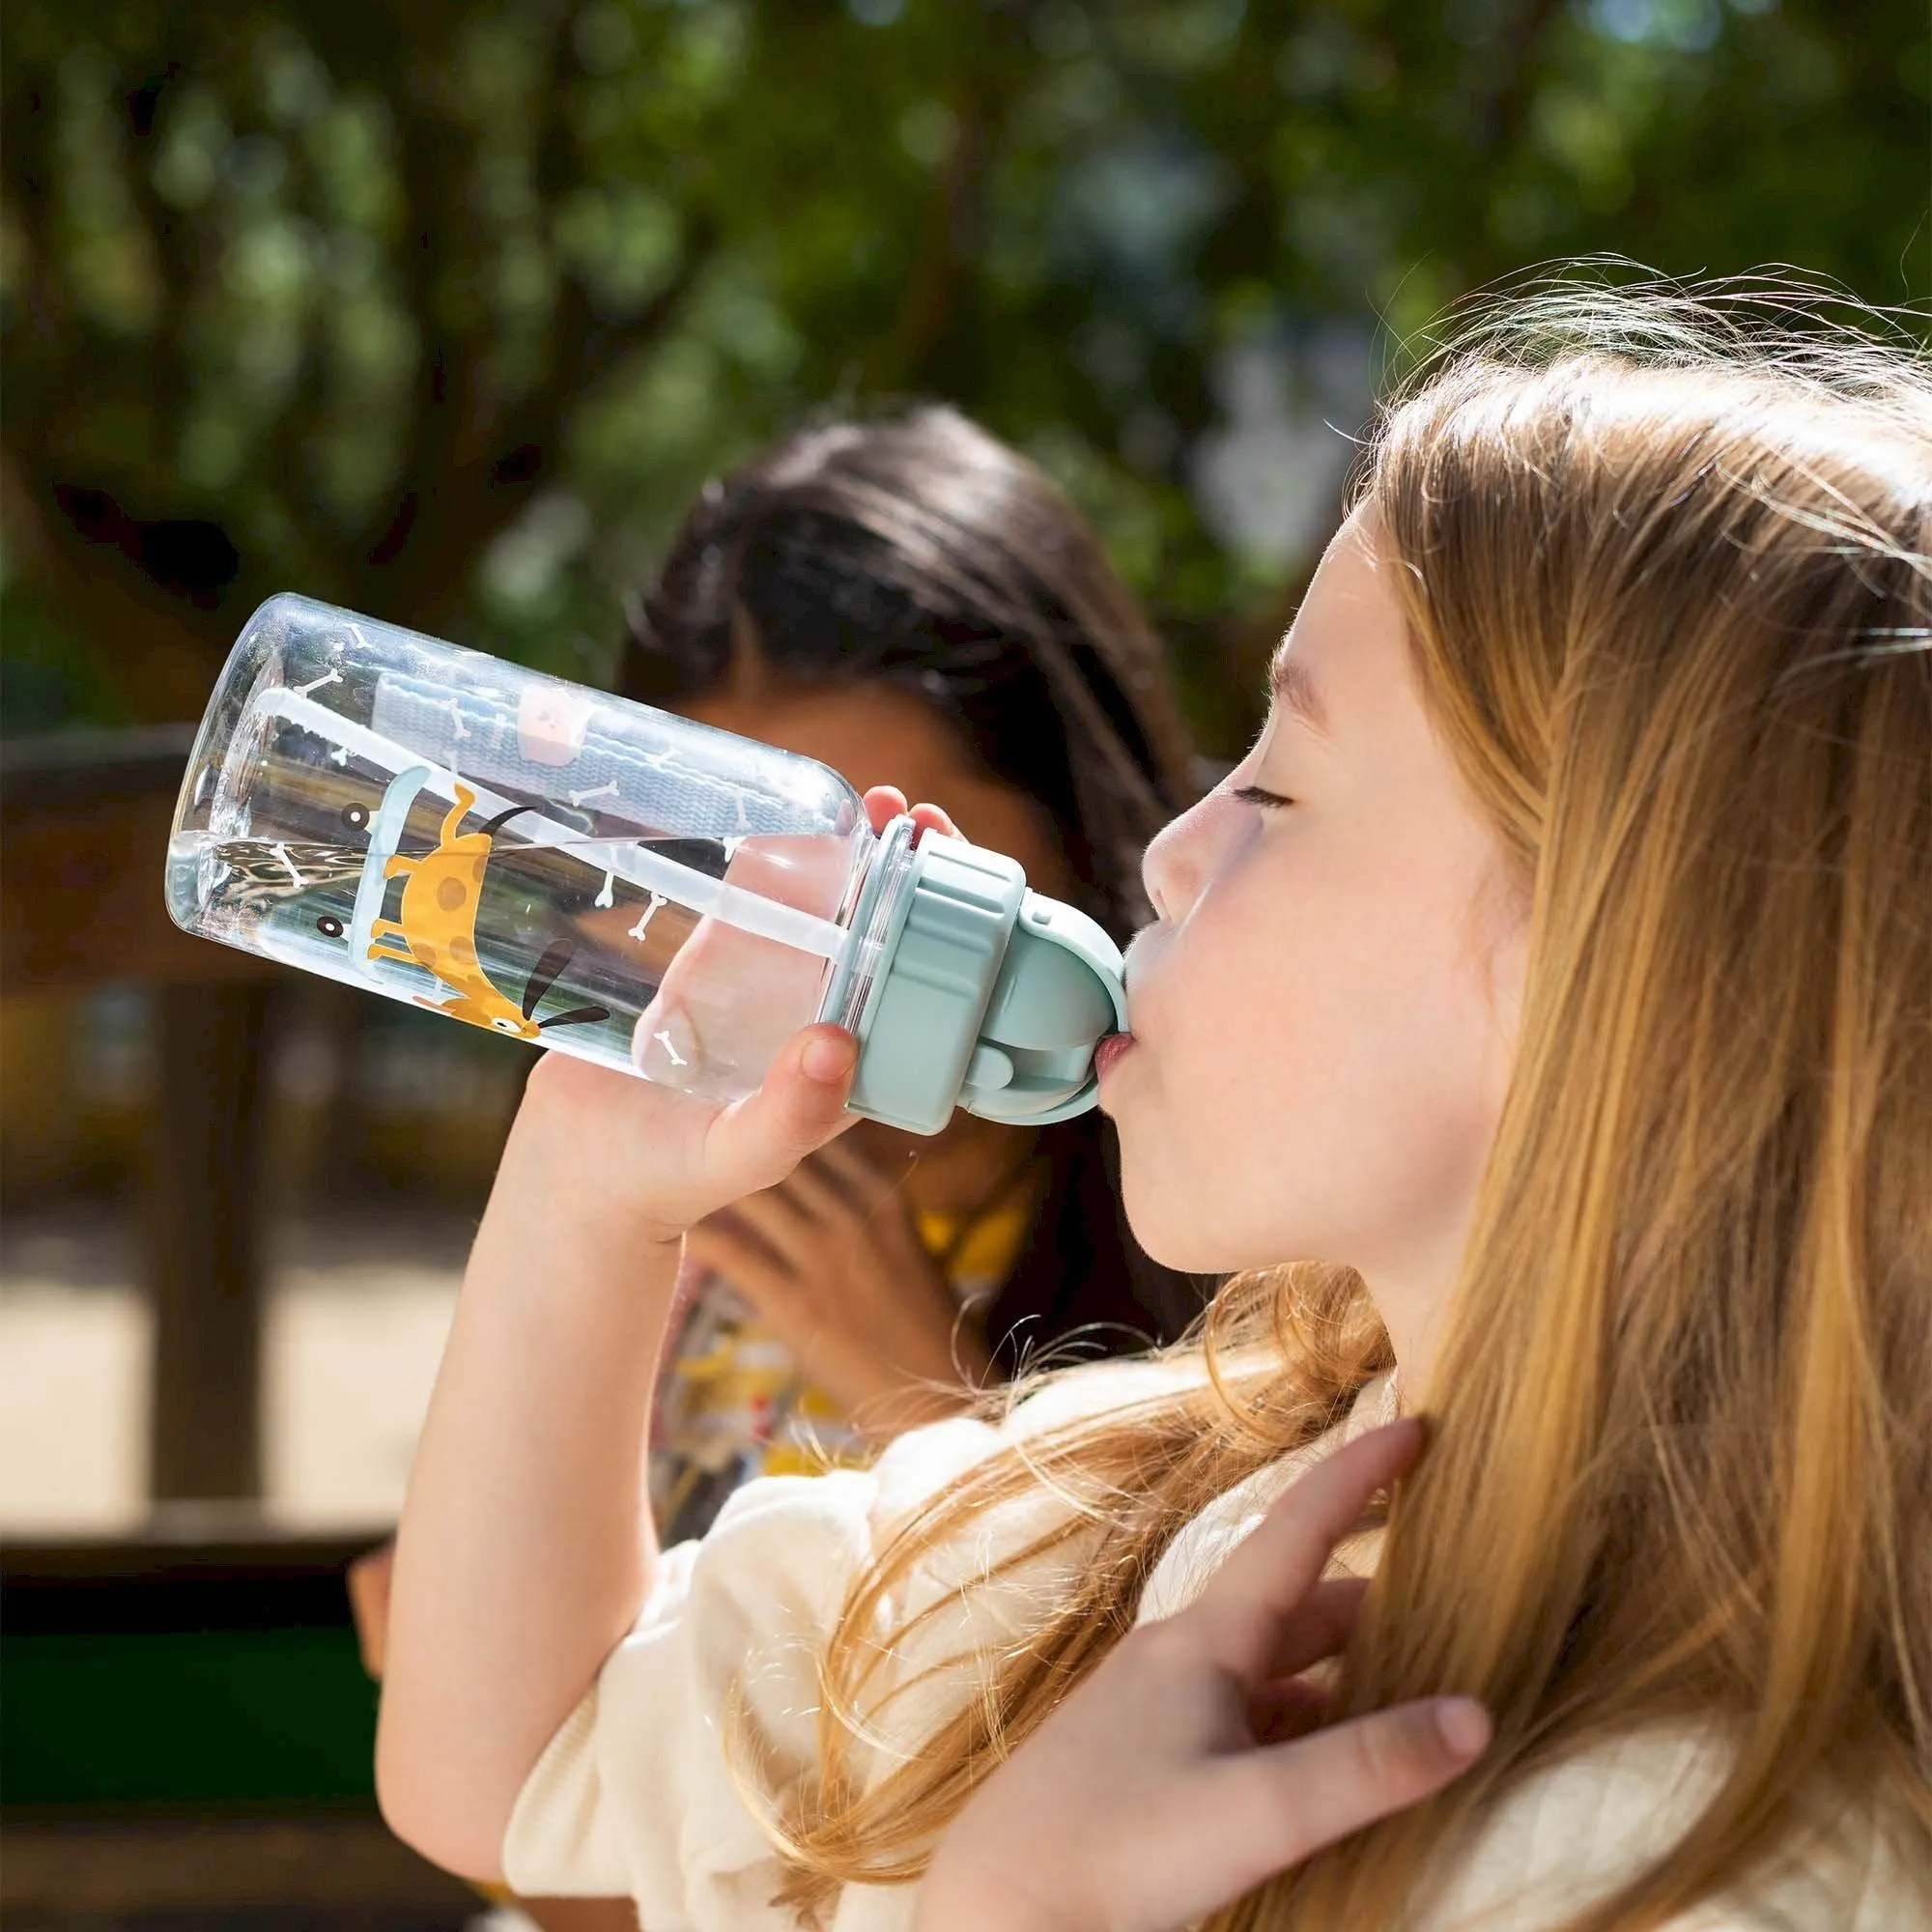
[2,0,1926,1922]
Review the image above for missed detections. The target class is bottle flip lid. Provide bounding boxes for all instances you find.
[845,828,1127,1137]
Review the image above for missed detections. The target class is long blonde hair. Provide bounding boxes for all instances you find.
[766,275,1932,1928]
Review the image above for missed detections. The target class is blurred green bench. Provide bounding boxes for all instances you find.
[1,1524,474,1926]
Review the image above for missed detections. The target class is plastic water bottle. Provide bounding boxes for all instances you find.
[165,593,1125,1135]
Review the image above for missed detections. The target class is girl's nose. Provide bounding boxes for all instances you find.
[1141,790,1228,923]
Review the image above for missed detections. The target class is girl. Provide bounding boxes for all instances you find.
[618,408,1208,1530]
[376,277,1931,1930]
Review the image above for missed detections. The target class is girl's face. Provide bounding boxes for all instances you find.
[684,678,1075,903]
[1105,511,1527,1344]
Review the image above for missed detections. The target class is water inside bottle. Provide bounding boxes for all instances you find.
[167,679,868,1100]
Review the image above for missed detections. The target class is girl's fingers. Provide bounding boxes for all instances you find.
[810,1135,909,1212]
[698,1025,859,1203]
[1187,1420,1424,1679]
[781,1151,873,1224]
[722,1186,826,1272]
[860,784,963,846]
[908,800,961,842]
[1245,1676,1333,1747]
[684,1219,798,1311]
[347,1543,398,1681]
[1257,1576,1370,1682]
[863,785,910,835]
[697,1206,794,1271]
[1213,1696,1491,1872]
[719,1198,823,1275]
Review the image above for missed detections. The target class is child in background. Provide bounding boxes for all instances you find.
[617,407,1208,1537]
[378,279,1931,1930]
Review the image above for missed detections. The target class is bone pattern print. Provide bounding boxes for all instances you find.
[628,891,670,942]
[214,839,367,910]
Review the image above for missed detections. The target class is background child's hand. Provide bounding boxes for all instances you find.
[348,1538,397,1680]
[515,787,959,1247]
[685,1132,993,1429]
[914,1419,1492,1932]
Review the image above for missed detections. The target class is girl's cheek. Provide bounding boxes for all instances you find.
[1156,885,1263,1056]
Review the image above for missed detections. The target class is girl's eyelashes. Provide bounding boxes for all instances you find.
[1228,782,1295,810]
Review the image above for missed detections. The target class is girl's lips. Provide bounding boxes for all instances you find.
[1093,1033,1136,1080]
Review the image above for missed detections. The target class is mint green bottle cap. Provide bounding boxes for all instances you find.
[847,830,1126,1137]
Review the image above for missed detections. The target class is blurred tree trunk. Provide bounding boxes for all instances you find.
[146,980,276,1501]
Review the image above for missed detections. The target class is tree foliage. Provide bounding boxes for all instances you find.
[4,0,1926,747]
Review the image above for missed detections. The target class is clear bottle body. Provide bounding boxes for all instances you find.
[166,594,875,1100]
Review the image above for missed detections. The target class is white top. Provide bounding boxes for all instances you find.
[501,1361,1919,1930]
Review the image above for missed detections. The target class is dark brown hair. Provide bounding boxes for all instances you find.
[620,404,1210,1353]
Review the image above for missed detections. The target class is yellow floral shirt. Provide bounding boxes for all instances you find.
[648,1205,1033,1546]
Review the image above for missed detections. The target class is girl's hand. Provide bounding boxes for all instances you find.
[685,1134,993,1433]
[523,788,959,1247]
[915,1419,1492,1932]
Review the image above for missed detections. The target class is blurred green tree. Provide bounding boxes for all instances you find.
[3,0,1926,748]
